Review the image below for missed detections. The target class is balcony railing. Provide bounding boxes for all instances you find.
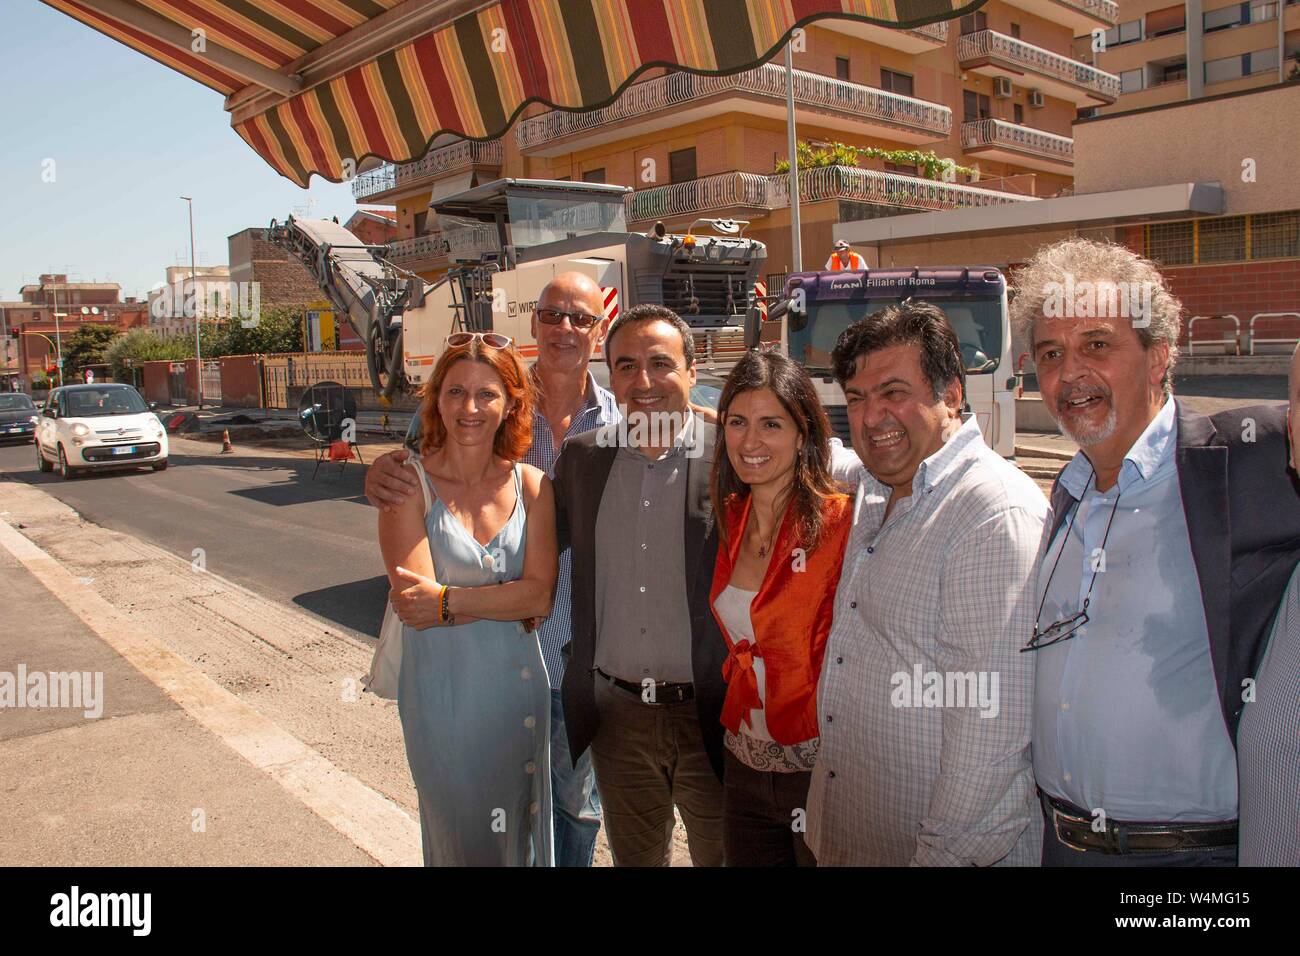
[957,29,1122,101]
[771,165,1039,212]
[517,63,951,151]
[960,119,1075,162]
[386,232,450,263]
[352,139,504,200]
[911,22,949,42]
[624,166,1035,222]
[352,165,395,199]
[625,172,772,222]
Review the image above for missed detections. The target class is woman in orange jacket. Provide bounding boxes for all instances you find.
[709,350,852,867]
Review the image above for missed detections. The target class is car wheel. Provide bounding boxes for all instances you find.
[35,439,52,472]
[58,445,77,480]
[152,459,168,471]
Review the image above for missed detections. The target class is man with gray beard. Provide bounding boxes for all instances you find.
[1014,237,1300,866]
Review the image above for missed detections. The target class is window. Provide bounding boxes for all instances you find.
[836,56,850,81]
[1010,22,1021,38]
[1014,103,1024,124]
[413,211,427,235]
[1246,47,1280,74]
[669,148,697,184]
[880,68,914,97]
[1250,1,1278,22]
[883,161,919,176]
[1143,212,1300,265]
[581,167,606,183]
[959,11,987,35]
[1102,19,1142,48]
[1119,68,1145,93]
[1205,54,1245,84]
[1144,220,1195,265]
[1146,5,1187,36]
[1204,5,1243,32]
[1076,106,1100,120]
[963,90,991,122]
[1161,60,1188,83]
[1199,217,1248,263]
[1251,211,1300,260]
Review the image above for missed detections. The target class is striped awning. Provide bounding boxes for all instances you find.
[44,0,989,187]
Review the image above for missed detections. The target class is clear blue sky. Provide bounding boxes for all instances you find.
[0,1,363,303]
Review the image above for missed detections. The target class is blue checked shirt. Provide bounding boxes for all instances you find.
[403,370,619,689]
[527,373,620,689]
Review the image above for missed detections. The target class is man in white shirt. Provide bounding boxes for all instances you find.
[807,300,1047,866]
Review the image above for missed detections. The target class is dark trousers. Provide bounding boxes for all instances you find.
[1041,805,1237,867]
[723,749,816,867]
[589,675,725,867]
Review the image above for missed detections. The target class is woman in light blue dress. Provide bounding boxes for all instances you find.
[378,333,557,866]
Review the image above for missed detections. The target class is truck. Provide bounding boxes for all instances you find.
[270,178,767,400]
[755,267,1016,457]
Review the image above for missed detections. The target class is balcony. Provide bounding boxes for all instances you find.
[815,19,949,54]
[623,166,1035,223]
[625,172,773,223]
[958,30,1121,105]
[999,0,1118,32]
[352,139,504,202]
[960,118,1074,172]
[516,63,951,156]
[386,232,450,271]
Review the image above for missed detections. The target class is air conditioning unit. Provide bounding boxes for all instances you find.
[993,76,1013,98]
[1029,89,1045,108]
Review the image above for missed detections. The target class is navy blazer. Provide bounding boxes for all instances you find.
[1047,401,1300,740]
[551,421,728,780]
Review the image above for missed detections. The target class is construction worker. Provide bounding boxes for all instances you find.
[825,240,866,271]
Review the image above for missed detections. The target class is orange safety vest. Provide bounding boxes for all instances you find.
[825,250,867,271]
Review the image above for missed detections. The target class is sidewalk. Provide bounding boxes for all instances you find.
[0,509,420,866]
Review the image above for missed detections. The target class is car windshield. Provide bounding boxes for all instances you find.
[0,394,35,411]
[62,388,149,417]
[790,295,1004,376]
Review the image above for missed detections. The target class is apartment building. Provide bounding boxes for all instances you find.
[352,1,1122,286]
[1077,0,1300,112]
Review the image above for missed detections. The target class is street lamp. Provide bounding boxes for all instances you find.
[181,195,202,409]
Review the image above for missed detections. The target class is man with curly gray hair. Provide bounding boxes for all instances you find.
[1016,236,1300,867]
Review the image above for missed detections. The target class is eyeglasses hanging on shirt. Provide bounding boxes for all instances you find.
[1021,465,1123,653]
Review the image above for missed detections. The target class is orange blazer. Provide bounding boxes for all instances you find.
[710,492,853,745]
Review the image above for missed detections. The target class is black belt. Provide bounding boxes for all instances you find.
[595,668,694,704]
[1040,789,1238,854]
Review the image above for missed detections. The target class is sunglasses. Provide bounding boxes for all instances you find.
[536,308,602,329]
[445,331,513,349]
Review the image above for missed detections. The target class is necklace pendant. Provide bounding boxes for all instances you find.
[758,544,767,558]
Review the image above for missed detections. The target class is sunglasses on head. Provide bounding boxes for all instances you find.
[445,331,513,349]
[535,307,602,329]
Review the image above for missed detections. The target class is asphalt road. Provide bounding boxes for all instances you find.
[0,436,388,642]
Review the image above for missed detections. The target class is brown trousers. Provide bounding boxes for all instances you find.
[589,675,725,866]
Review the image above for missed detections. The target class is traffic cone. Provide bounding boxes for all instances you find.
[220,428,233,454]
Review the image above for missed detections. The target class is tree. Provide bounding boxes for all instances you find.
[103,328,192,382]
[61,324,122,380]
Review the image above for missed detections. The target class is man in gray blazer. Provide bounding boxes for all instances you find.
[551,303,728,867]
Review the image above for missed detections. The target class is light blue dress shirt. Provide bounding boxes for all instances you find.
[1032,398,1239,822]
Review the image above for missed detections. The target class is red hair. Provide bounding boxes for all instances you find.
[419,340,533,461]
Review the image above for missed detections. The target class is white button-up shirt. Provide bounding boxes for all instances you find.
[807,416,1048,866]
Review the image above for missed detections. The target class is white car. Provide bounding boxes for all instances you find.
[35,384,169,479]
